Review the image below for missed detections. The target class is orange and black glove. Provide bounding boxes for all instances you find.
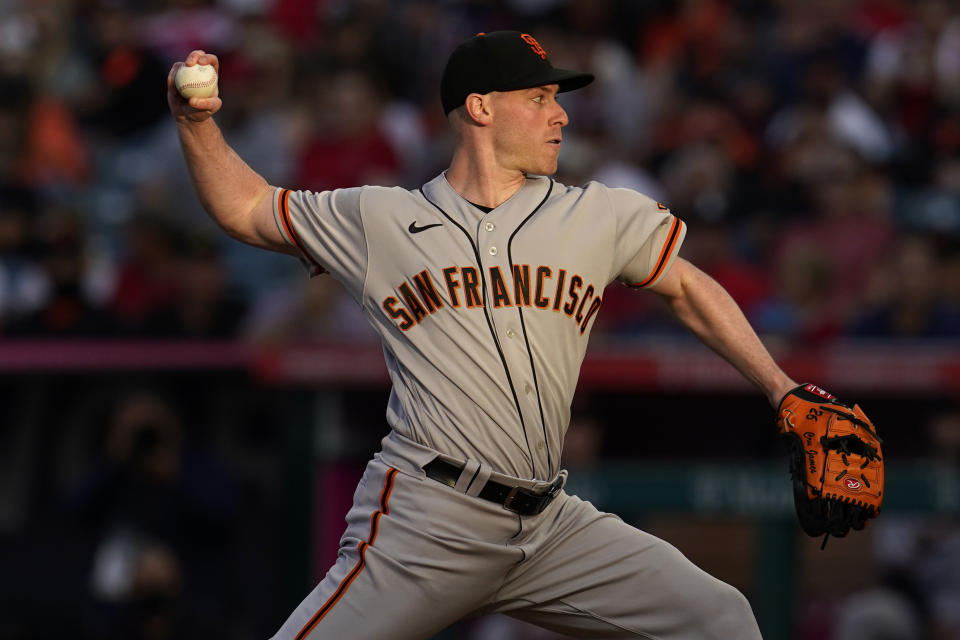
[777,384,884,546]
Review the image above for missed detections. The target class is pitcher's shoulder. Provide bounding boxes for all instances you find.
[547,179,616,205]
[551,178,622,197]
[352,184,424,208]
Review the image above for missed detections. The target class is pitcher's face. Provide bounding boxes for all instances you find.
[489,84,568,176]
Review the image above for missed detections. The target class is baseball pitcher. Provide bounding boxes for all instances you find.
[167,31,883,639]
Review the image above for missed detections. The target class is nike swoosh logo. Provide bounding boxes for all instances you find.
[408,221,443,234]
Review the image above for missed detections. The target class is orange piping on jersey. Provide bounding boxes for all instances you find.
[379,467,398,515]
[295,468,398,639]
[631,216,681,288]
[368,511,383,545]
[279,189,326,275]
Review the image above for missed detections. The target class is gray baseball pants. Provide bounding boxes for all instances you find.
[271,432,762,639]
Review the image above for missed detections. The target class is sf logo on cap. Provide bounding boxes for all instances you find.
[521,33,547,59]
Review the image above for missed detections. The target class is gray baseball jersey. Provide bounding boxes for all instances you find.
[274,173,684,480]
[268,173,762,639]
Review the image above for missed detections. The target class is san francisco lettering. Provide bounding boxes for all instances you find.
[382,265,602,334]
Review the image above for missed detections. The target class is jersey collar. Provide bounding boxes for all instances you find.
[421,172,553,230]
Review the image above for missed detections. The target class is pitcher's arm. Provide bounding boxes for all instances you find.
[649,257,796,407]
[167,50,292,254]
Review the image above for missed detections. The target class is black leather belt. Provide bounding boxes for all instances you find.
[423,458,562,516]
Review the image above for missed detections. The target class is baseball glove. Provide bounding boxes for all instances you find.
[777,384,884,547]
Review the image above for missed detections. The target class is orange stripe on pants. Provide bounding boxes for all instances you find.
[295,468,399,639]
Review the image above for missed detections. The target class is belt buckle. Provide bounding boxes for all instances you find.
[502,486,522,513]
[547,478,562,499]
[503,479,562,516]
[535,477,562,514]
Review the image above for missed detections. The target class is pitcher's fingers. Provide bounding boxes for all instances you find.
[189,96,221,111]
[184,50,219,72]
[167,62,182,86]
[184,49,206,66]
[198,52,219,72]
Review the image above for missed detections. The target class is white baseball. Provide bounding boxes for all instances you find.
[175,63,218,99]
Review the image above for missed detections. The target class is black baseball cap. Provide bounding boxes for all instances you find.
[440,31,594,115]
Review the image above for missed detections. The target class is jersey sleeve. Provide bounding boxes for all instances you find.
[273,186,368,296]
[606,187,687,288]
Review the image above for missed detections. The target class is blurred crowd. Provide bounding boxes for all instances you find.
[4,3,960,639]
[0,0,959,345]
[0,379,293,638]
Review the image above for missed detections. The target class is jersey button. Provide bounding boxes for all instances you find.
[488,246,498,256]
[485,222,495,232]
[537,440,545,451]
[506,328,516,338]
[524,383,533,394]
